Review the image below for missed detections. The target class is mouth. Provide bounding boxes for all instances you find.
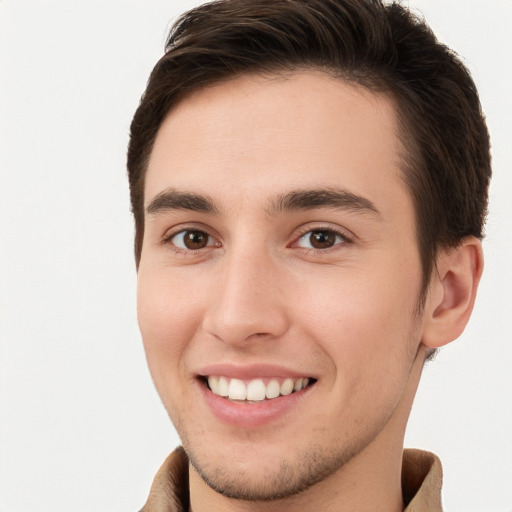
[201,375,317,403]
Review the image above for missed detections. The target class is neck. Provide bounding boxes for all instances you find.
[189,346,427,512]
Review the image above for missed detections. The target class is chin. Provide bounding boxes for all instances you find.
[184,435,361,502]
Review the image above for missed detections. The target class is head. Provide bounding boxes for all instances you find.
[128,0,490,297]
[128,0,490,505]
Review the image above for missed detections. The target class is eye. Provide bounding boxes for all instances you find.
[295,229,347,250]
[169,229,216,250]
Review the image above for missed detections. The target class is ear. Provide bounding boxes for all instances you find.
[422,236,484,349]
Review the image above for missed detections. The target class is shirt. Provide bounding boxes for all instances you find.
[139,447,443,512]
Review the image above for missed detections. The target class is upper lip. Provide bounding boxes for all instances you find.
[196,363,314,380]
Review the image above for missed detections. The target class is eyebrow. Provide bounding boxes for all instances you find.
[145,186,380,218]
[267,188,380,217]
[146,188,219,215]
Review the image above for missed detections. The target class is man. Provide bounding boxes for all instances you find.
[127,0,490,510]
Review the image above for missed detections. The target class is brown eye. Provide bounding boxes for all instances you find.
[171,230,213,250]
[309,230,336,248]
[295,229,345,250]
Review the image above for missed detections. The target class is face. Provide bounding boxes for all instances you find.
[138,72,426,500]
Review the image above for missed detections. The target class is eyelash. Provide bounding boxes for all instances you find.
[162,225,353,255]
[162,227,219,254]
[290,225,353,253]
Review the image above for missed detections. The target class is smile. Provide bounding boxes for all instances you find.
[206,375,314,402]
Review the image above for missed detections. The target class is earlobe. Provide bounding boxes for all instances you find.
[422,236,484,349]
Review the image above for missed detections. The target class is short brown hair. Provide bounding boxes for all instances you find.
[127,0,491,295]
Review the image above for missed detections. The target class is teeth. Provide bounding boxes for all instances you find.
[208,376,219,394]
[207,375,313,401]
[228,378,247,400]
[218,376,229,397]
[247,379,266,401]
[280,378,294,396]
[265,379,281,399]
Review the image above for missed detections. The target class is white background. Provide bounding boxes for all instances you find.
[1,1,511,511]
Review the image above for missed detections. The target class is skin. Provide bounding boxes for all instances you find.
[137,72,483,512]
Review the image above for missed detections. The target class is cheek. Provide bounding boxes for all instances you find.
[294,269,422,437]
[294,260,421,383]
[136,267,202,389]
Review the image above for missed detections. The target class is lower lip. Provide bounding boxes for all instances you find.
[198,381,312,428]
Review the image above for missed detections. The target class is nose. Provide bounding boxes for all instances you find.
[202,247,290,347]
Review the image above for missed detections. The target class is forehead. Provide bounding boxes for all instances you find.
[145,71,408,216]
